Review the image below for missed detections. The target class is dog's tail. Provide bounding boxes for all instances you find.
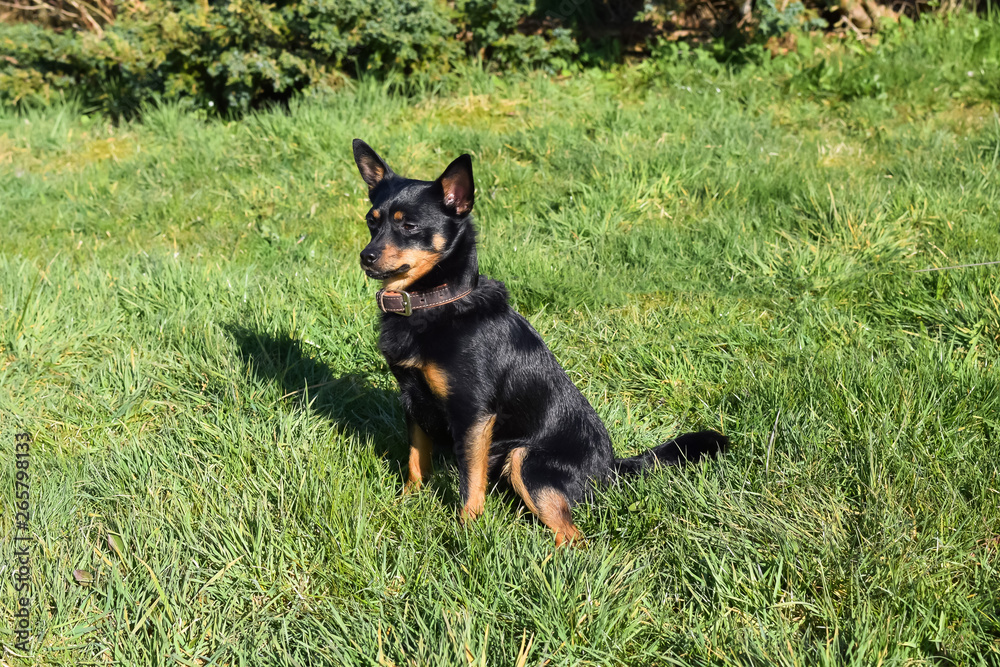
[613,430,728,477]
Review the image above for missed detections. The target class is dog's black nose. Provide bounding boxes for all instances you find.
[360,249,379,267]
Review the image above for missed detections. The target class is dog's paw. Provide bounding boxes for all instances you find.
[555,529,587,549]
[458,504,483,524]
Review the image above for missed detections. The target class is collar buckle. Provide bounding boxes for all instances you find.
[397,290,413,316]
[377,288,413,316]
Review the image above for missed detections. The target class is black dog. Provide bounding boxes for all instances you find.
[352,139,727,545]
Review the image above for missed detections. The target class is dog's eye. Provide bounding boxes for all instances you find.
[401,222,417,232]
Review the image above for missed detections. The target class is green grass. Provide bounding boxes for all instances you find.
[2,15,1000,666]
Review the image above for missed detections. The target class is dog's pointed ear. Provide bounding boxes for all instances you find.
[353,139,394,191]
[437,154,474,216]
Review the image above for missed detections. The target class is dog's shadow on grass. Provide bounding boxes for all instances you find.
[227,326,462,506]
[228,325,402,458]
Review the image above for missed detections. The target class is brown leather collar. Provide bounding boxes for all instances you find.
[376,284,473,316]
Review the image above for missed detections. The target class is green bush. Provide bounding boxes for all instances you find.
[2,0,995,116]
[0,23,95,107]
[756,0,827,39]
[0,0,577,115]
[459,0,577,69]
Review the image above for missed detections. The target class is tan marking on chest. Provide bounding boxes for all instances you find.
[393,358,449,400]
[421,362,450,399]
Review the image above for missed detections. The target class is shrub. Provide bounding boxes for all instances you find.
[0,0,575,115]
[1,0,995,116]
[459,0,577,69]
[0,23,96,107]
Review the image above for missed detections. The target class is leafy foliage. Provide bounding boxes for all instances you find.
[0,0,996,116]
[0,0,579,115]
[756,0,828,38]
[0,23,94,106]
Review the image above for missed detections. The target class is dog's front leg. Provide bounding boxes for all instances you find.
[404,417,434,494]
[392,368,439,495]
[456,413,497,522]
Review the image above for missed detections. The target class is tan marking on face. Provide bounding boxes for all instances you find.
[378,245,442,292]
[394,210,403,221]
[432,234,446,252]
[404,422,434,494]
[506,447,583,547]
[421,362,449,400]
[372,209,381,219]
[460,414,496,522]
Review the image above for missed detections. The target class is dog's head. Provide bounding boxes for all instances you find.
[352,139,474,292]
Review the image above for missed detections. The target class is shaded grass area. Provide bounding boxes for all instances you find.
[2,16,1000,666]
